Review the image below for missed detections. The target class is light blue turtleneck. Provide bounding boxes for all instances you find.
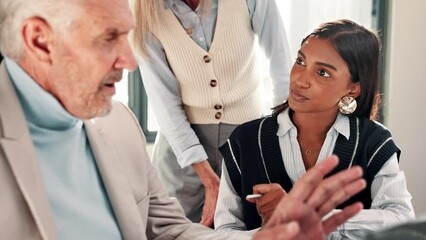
[5,58,122,240]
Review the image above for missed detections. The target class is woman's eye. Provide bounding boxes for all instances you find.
[318,69,330,78]
[295,57,305,66]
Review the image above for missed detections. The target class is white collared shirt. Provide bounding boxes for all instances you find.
[215,109,415,239]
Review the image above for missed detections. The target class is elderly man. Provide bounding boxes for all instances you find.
[0,0,365,239]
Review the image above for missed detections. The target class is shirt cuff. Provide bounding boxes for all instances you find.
[177,144,208,168]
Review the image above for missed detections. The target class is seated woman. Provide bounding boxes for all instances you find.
[214,19,415,239]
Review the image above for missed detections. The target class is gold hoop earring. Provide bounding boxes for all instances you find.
[339,96,357,114]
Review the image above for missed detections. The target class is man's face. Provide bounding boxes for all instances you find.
[49,0,137,119]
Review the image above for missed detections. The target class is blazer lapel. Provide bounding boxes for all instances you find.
[0,63,56,239]
[84,119,143,239]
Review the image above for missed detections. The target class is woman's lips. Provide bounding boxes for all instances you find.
[291,90,309,101]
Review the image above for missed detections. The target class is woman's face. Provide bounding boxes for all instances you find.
[288,37,360,116]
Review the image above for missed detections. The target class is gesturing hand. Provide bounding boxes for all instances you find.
[254,155,366,240]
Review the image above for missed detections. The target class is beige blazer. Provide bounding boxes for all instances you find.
[0,62,248,240]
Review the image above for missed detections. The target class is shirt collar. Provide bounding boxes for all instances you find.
[276,108,350,140]
[165,0,202,14]
[5,58,80,130]
[333,113,350,140]
[276,108,294,137]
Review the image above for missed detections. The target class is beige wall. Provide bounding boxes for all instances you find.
[385,0,426,215]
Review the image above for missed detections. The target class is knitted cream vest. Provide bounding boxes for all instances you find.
[152,0,264,124]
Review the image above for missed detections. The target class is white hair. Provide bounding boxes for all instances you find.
[0,0,80,61]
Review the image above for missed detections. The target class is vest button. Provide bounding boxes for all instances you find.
[185,28,193,36]
[203,55,211,63]
[215,112,222,120]
[214,104,222,110]
[209,79,217,87]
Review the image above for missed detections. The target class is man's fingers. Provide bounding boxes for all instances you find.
[306,166,364,211]
[322,203,363,234]
[264,198,314,228]
[289,155,339,201]
[316,178,366,216]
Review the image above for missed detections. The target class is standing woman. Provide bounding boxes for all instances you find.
[130,0,292,226]
[215,19,415,239]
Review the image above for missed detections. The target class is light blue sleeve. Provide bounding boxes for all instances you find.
[248,0,292,106]
[136,34,208,168]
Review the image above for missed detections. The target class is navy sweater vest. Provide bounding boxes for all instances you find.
[219,114,400,230]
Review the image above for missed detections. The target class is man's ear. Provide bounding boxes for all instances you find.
[348,82,361,98]
[21,17,54,63]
